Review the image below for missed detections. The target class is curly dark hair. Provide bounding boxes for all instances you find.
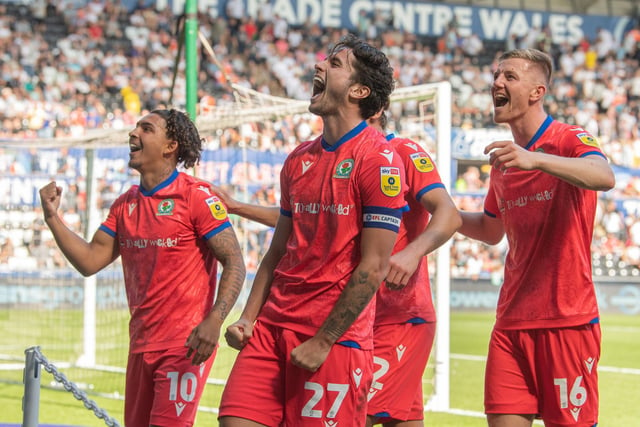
[151,108,204,169]
[328,33,395,121]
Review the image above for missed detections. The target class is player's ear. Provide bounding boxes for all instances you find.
[350,83,371,101]
[530,83,546,102]
[165,139,179,155]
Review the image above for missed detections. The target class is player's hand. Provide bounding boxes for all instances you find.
[290,336,332,372]
[385,249,420,290]
[485,140,538,172]
[39,182,63,220]
[224,318,254,351]
[185,316,221,365]
[210,184,240,213]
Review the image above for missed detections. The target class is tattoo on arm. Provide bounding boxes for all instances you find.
[208,229,246,322]
[319,269,378,342]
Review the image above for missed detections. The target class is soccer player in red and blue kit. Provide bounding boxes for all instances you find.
[39,109,246,427]
[366,114,461,427]
[219,34,406,427]
[457,49,615,427]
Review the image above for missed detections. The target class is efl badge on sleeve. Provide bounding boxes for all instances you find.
[206,196,228,220]
[380,167,401,197]
[576,132,600,147]
[410,152,434,172]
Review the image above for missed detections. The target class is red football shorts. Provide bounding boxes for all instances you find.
[485,322,601,427]
[219,320,373,426]
[125,346,215,427]
[367,321,436,423]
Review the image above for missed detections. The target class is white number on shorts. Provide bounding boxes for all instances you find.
[167,371,198,402]
[369,356,390,399]
[553,376,587,408]
[301,381,349,419]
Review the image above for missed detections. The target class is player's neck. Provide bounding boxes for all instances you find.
[509,110,549,147]
[139,165,176,191]
[321,114,364,146]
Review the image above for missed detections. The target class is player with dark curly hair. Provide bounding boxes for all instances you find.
[220,34,406,427]
[39,108,246,427]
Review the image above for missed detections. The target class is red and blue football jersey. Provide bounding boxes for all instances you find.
[375,135,444,325]
[484,117,607,329]
[258,122,407,348]
[100,170,232,352]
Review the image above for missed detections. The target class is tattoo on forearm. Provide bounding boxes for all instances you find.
[210,229,246,322]
[320,269,378,342]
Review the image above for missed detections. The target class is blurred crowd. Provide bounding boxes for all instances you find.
[1,0,640,281]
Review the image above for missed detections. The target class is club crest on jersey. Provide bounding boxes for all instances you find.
[334,159,354,178]
[156,199,175,216]
[576,132,600,147]
[380,166,401,196]
[410,152,434,172]
[206,196,228,220]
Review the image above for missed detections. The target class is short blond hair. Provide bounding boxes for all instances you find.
[499,48,553,86]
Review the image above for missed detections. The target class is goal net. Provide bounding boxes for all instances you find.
[0,81,451,412]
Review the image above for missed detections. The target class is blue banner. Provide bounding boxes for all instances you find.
[164,0,633,44]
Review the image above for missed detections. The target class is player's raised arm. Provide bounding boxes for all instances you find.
[39,181,119,276]
[485,140,615,191]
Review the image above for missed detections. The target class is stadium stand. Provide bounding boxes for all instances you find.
[0,0,640,279]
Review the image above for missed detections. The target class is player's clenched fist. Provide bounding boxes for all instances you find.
[39,182,63,219]
[225,318,254,350]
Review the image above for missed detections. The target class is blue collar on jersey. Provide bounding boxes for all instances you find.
[524,114,553,151]
[385,133,395,141]
[140,169,179,196]
[321,120,368,152]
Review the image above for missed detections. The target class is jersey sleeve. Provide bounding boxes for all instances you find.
[190,185,232,240]
[98,191,128,237]
[279,153,293,218]
[565,127,607,159]
[483,171,500,219]
[358,145,407,232]
[395,139,445,202]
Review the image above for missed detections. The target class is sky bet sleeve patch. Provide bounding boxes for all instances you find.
[410,152,435,172]
[576,132,600,147]
[206,196,228,220]
[380,166,402,197]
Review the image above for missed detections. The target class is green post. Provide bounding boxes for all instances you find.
[185,0,198,121]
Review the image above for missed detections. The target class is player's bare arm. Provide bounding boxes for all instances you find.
[290,227,397,372]
[225,215,292,350]
[486,140,615,191]
[211,183,279,228]
[186,227,246,365]
[39,181,119,276]
[458,211,505,245]
[386,188,461,288]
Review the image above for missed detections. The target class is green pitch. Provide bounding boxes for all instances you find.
[2,311,639,426]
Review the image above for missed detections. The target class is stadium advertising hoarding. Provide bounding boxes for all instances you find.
[2,273,639,315]
[165,0,633,44]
